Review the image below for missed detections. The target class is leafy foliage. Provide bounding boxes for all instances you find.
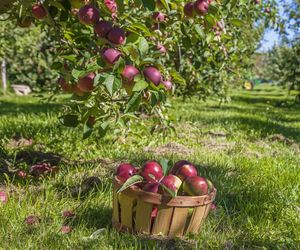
[0,0,277,137]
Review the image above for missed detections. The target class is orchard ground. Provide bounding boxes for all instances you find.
[0,84,299,249]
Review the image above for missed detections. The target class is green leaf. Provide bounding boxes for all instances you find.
[113,57,125,73]
[51,61,63,70]
[170,70,186,85]
[141,0,155,11]
[231,19,244,27]
[115,0,124,14]
[132,80,149,92]
[83,123,93,139]
[159,158,170,176]
[99,122,109,138]
[59,114,79,128]
[128,23,151,36]
[159,0,170,12]
[71,68,85,79]
[125,92,141,113]
[117,175,144,193]
[104,75,121,95]
[126,32,140,44]
[138,37,149,56]
[161,184,176,197]
[194,25,205,38]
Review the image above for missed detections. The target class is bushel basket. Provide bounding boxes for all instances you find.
[112,177,216,238]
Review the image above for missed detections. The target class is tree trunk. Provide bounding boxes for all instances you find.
[1,59,7,93]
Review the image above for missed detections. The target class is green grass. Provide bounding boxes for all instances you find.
[0,84,299,249]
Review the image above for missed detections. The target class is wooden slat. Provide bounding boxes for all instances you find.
[118,193,135,229]
[135,200,153,234]
[168,207,189,237]
[112,188,120,223]
[186,205,207,234]
[152,205,173,235]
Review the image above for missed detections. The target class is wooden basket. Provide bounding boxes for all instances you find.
[112,177,216,238]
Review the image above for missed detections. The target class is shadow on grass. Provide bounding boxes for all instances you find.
[0,100,61,116]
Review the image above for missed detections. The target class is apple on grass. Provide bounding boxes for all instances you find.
[183,176,208,196]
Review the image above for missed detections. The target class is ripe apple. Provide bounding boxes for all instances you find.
[156,44,167,54]
[58,77,73,93]
[170,160,197,180]
[17,16,32,28]
[122,65,139,84]
[94,20,113,38]
[32,4,47,20]
[143,66,162,86]
[77,72,95,92]
[107,27,126,45]
[194,0,209,16]
[116,163,136,183]
[0,191,8,203]
[159,175,182,195]
[143,182,159,193]
[184,2,195,18]
[102,48,122,65]
[183,176,208,196]
[104,0,117,13]
[152,12,165,23]
[73,85,86,96]
[264,7,270,13]
[141,161,163,183]
[162,80,172,90]
[78,5,99,25]
[122,65,139,94]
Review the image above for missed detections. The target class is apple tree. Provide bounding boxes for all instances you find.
[0,0,277,137]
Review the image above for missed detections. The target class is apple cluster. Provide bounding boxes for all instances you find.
[116,160,214,197]
[184,0,213,18]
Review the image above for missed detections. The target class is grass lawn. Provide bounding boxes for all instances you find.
[0,84,299,249]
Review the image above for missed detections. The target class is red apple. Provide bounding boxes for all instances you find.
[143,66,162,86]
[73,85,86,96]
[254,0,260,4]
[152,12,165,23]
[174,162,198,181]
[58,77,73,93]
[102,48,122,65]
[25,215,39,225]
[159,175,182,195]
[77,72,95,92]
[78,5,99,25]
[116,163,136,183]
[94,20,113,38]
[156,44,167,54]
[162,80,172,90]
[107,27,126,45]
[141,161,163,183]
[0,191,8,204]
[32,4,47,20]
[143,182,159,193]
[183,176,208,196]
[122,65,139,84]
[61,225,72,234]
[17,16,32,28]
[264,7,270,13]
[104,0,117,13]
[17,170,27,179]
[194,0,209,16]
[184,2,195,18]
[62,210,75,218]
